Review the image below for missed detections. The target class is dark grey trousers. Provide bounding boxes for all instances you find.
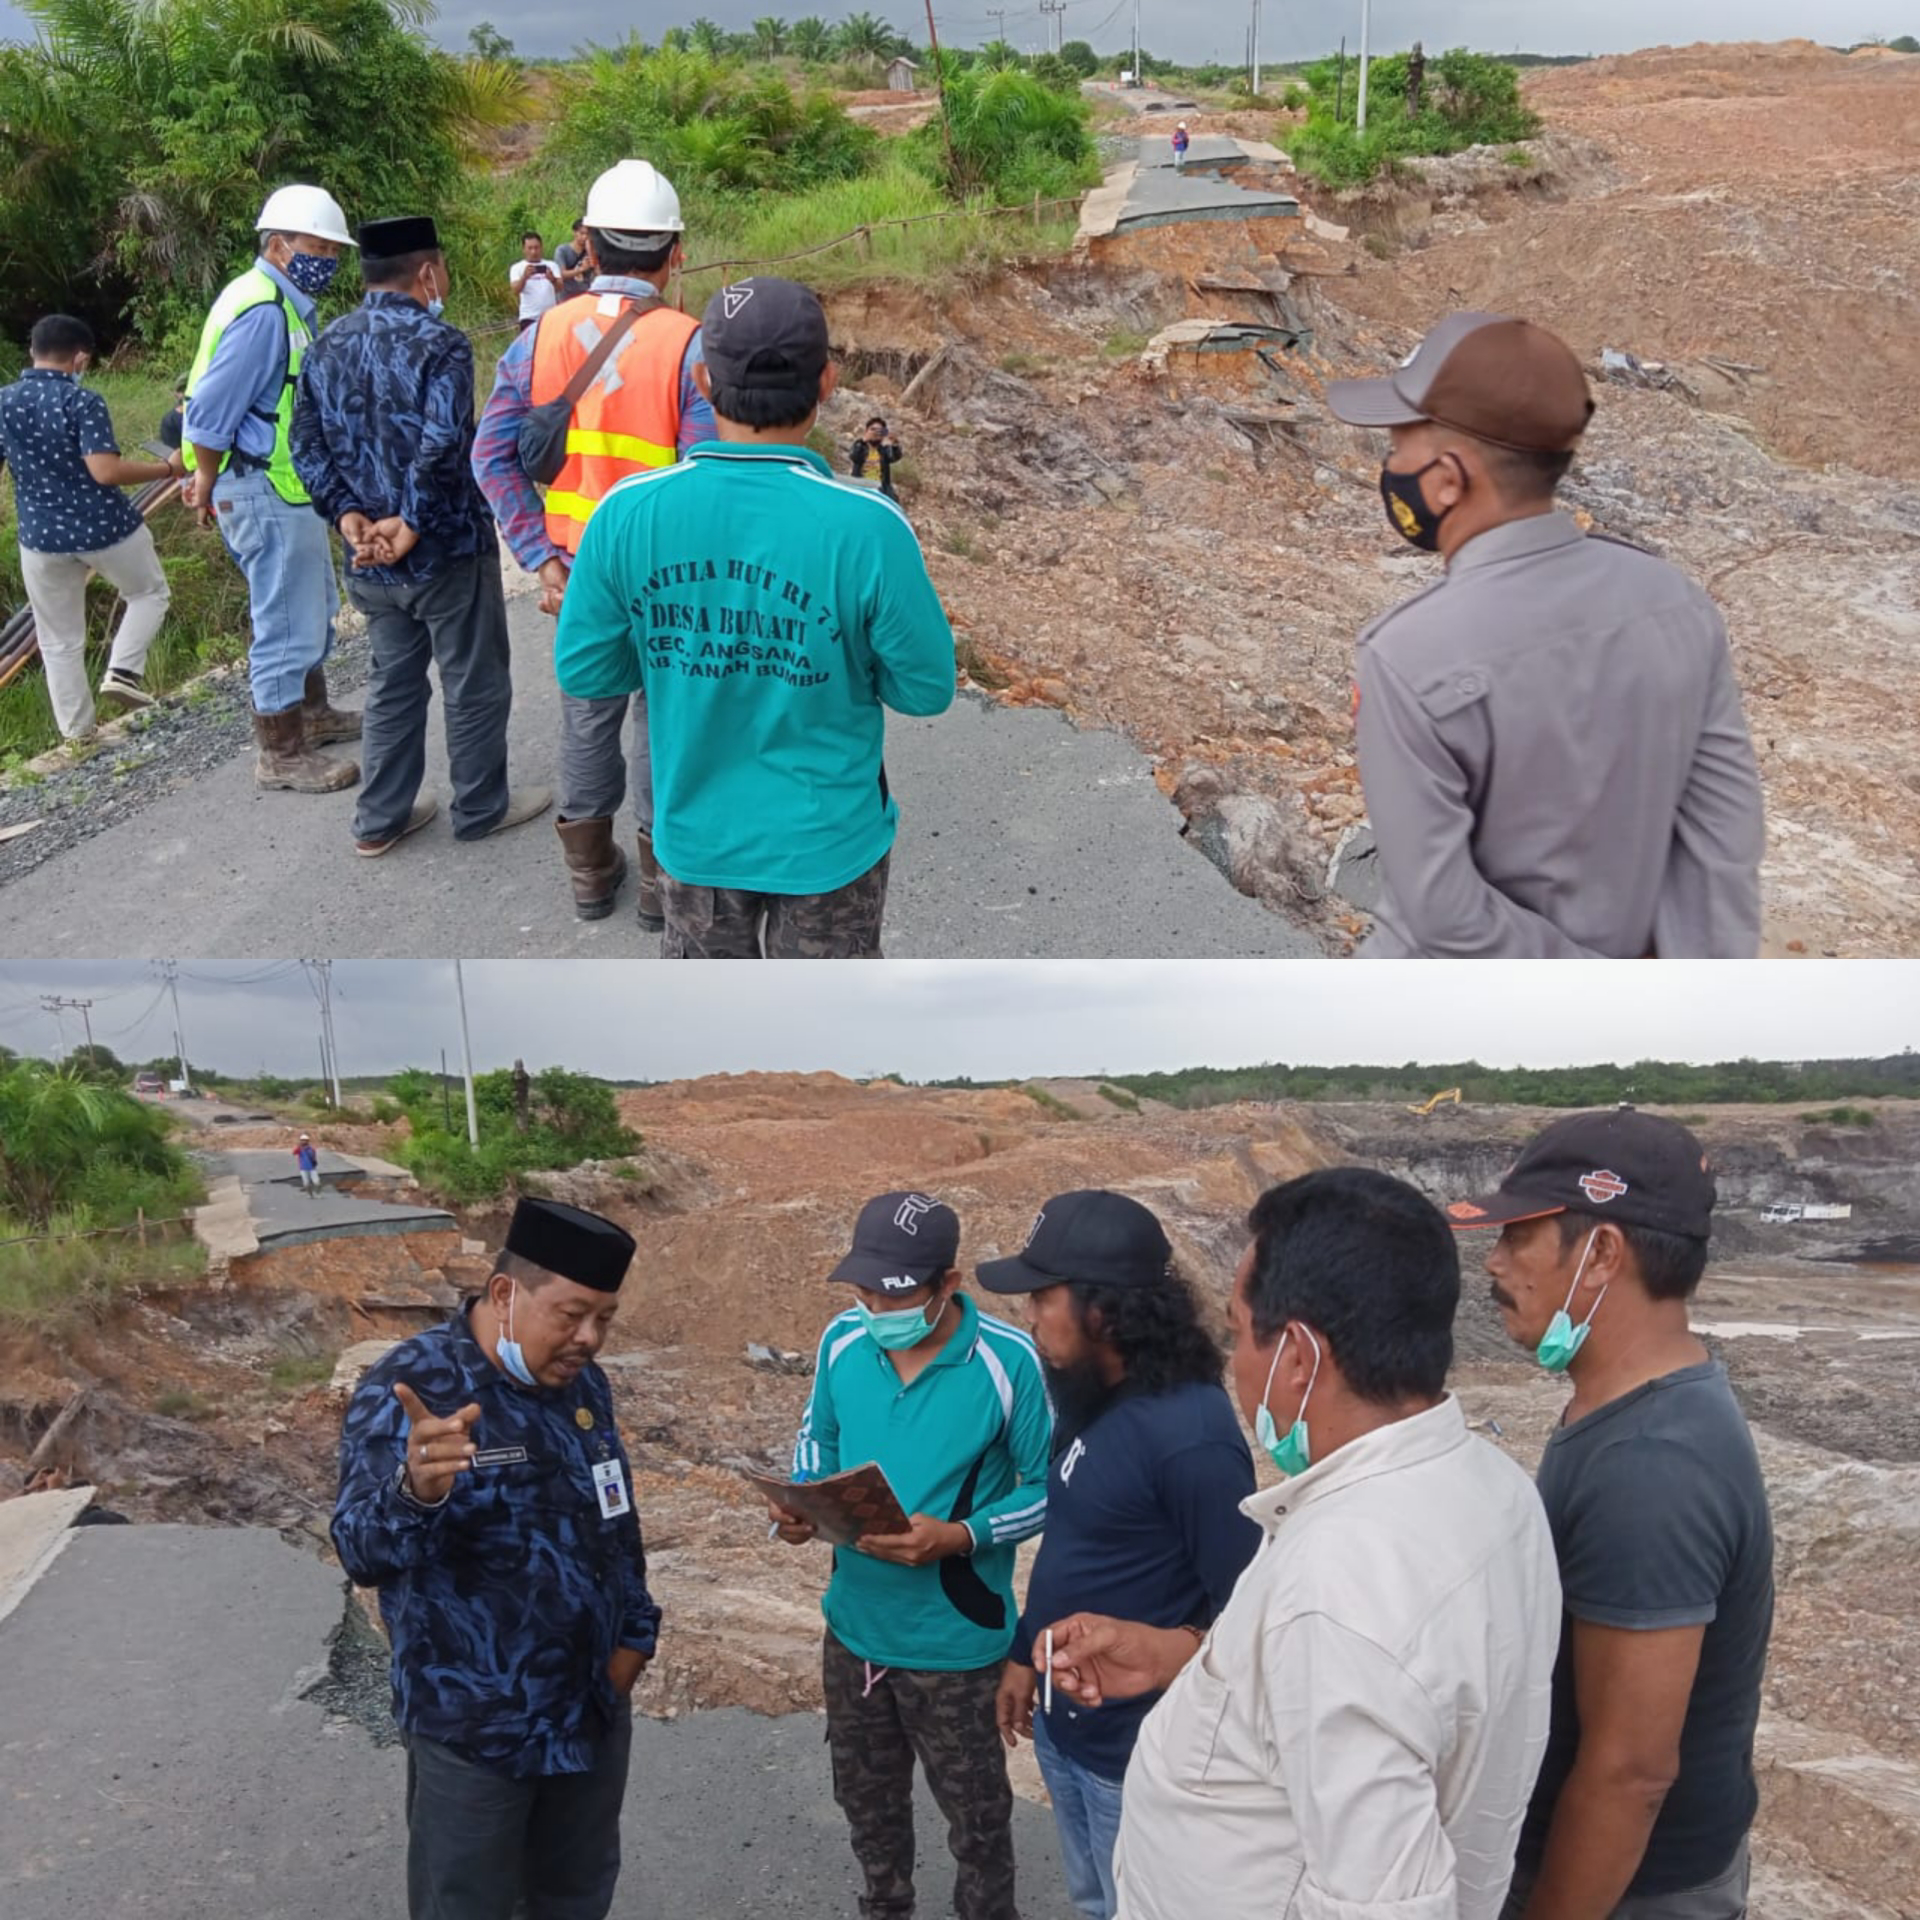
[403,1712,632,1920]
[558,691,653,832]
[347,550,513,843]
[1500,1839,1749,1920]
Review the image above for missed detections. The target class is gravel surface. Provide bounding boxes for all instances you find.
[0,631,370,884]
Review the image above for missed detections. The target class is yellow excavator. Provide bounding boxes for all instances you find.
[1407,1088,1463,1117]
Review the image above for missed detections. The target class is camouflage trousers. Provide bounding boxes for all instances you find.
[658,853,890,959]
[822,1630,1020,1920]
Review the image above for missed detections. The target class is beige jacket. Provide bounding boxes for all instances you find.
[1114,1395,1561,1920]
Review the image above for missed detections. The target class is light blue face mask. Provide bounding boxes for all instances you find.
[1254,1325,1322,1477]
[423,270,446,320]
[858,1296,940,1353]
[1536,1228,1606,1374]
[497,1278,539,1387]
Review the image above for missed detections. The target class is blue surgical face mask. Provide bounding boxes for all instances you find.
[1254,1325,1321,1477]
[497,1278,539,1387]
[423,269,446,320]
[282,250,340,299]
[1536,1228,1606,1374]
[858,1296,940,1353]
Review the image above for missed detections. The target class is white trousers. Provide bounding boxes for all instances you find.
[19,524,170,740]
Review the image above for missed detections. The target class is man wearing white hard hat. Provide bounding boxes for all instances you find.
[473,158,716,932]
[183,184,363,795]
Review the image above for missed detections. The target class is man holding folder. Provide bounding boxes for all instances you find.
[769,1191,1053,1920]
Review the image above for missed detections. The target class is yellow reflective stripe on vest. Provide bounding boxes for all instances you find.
[564,429,675,468]
[542,491,600,530]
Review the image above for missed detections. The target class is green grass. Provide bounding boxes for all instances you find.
[269,1352,336,1390]
[1097,1084,1141,1113]
[1020,1083,1076,1120]
[154,1387,215,1421]
[0,1217,206,1335]
[1801,1106,1876,1128]
[0,366,253,762]
[1102,328,1150,358]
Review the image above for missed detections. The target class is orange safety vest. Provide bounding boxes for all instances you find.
[530,293,702,553]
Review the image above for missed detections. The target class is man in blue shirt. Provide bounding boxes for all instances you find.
[292,215,549,858]
[183,183,362,796]
[978,1191,1260,1920]
[332,1196,658,1920]
[0,313,181,742]
[769,1192,1052,1920]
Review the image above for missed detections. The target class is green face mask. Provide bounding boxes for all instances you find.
[1536,1228,1606,1374]
[1254,1325,1321,1477]
[858,1297,939,1352]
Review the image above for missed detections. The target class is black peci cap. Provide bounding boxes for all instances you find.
[976,1190,1174,1294]
[504,1196,636,1293]
[830,1192,962,1296]
[357,215,440,261]
[1445,1109,1717,1241]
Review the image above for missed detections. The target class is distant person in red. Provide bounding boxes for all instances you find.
[295,1133,321,1195]
[1171,122,1190,169]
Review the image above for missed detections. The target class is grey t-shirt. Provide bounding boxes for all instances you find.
[1519,1360,1774,1895]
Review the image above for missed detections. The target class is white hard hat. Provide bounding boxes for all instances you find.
[582,160,684,237]
[256,185,355,247]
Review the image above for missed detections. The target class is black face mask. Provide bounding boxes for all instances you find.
[1379,455,1459,553]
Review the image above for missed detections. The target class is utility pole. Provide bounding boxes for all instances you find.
[441,1047,452,1133]
[1335,33,1346,121]
[319,960,342,1110]
[1131,0,1140,83]
[922,0,960,188]
[453,960,479,1149]
[986,4,1005,44]
[1250,0,1260,94]
[43,996,95,1063]
[160,960,194,1094]
[1356,0,1372,131]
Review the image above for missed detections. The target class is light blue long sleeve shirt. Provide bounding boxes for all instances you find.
[183,258,318,460]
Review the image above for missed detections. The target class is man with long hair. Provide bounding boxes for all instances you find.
[977,1191,1260,1920]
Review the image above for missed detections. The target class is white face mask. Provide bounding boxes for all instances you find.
[497,1279,538,1387]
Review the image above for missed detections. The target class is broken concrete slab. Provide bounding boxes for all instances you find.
[0,1485,94,1626]
[191,1171,258,1267]
[330,1339,401,1396]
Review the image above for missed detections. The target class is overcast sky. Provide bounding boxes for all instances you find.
[0,961,1909,1082]
[0,2,1900,65]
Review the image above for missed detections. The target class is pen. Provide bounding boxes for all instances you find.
[1043,1627,1053,1715]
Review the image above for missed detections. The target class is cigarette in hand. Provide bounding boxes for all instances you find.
[1044,1628,1053,1714]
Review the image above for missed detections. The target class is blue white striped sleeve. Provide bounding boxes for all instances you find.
[791,1321,846,1484]
[966,1336,1052,1549]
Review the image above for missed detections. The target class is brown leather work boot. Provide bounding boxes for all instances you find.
[253,705,359,794]
[555,815,627,921]
[634,829,666,933]
[302,664,363,743]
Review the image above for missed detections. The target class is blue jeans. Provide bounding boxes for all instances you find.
[1033,1714,1124,1920]
[213,465,337,714]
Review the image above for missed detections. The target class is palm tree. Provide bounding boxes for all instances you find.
[835,9,895,69]
[689,16,727,57]
[790,14,831,60]
[751,15,788,57]
[0,1059,183,1227]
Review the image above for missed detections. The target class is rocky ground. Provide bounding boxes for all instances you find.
[3,1077,1917,1912]
[822,41,1920,955]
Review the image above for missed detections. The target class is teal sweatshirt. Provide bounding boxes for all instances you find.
[552,442,957,894]
[792,1293,1053,1671]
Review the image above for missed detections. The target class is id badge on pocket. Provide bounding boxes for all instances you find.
[592,1458,630,1520]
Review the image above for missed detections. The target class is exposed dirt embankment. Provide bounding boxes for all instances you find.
[806,48,1920,957]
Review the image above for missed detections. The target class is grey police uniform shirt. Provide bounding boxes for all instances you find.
[1353,512,1765,958]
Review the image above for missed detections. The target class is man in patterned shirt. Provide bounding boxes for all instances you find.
[332,1195,657,1920]
[292,215,549,857]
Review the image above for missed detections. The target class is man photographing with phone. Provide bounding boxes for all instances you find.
[332,1196,658,1920]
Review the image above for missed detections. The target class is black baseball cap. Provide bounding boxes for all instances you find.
[701,277,831,391]
[829,1192,961,1296]
[976,1190,1173,1294]
[1445,1110,1717,1241]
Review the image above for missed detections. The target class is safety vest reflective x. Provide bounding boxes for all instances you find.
[182,265,312,507]
[530,294,701,553]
